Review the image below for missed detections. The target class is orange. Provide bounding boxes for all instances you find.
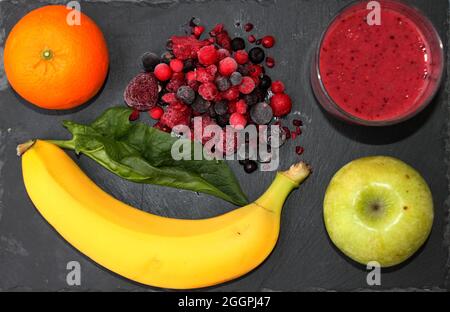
[4,5,109,110]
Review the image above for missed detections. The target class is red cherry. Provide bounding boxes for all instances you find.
[149,107,164,120]
[271,81,285,93]
[169,59,184,73]
[154,63,173,81]
[270,93,292,117]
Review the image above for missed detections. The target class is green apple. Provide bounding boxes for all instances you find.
[324,156,434,267]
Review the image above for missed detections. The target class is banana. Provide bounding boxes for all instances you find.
[19,140,310,289]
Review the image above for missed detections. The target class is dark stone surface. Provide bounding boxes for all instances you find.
[0,0,448,292]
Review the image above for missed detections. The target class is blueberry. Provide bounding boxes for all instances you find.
[244,160,258,174]
[192,96,211,113]
[230,72,243,86]
[214,100,229,116]
[249,47,265,64]
[141,52,161,72]
[250,102,273,125]
[231,37,246,51]
[260,75,272,90]
[177,86,196,104]
[215,76,231,92]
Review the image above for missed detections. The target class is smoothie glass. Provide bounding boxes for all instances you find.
[311,0,444,126]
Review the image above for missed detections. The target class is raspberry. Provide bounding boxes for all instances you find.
[198,82,219,101]
[236,99,248,114]
[247,64,264,78]
[239,76,256,95]
[206,64,218,77]
[216,31,232,50]
[169,59,184,73]
[222,86,240,101]
[228,101,237,114]
[234,50,249,65]
[162,92,178,104]
[149,106,164,120]
[196,67,215,83]
[171,36,208,60]
[192,25,205,38]
[166,76,185,93]
[230,113,247,130]
[186,71,197,82]
[197,45,218,66]
[262,35,276,48]
[210,24,224,37]
[271,81,285,93]
[124,72,159,111]
[217,48,231,60]
[160,102,192,129]
[219,57,238,77]
[192,115,218,144]
[154,63,173,81]
[270,93,292,117]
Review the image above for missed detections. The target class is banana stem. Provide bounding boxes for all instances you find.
[280,162,312,187]
[17,140,36,157]
[255,162,311,214]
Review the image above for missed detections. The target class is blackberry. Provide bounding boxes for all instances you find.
[141,52,161,72]
[249,47,265,64]
[230,72,243,86]
[177,86,195,105]
[215,76,231,92]
[231,37,246,51]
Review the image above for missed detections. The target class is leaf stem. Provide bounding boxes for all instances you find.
[47,140,76,150]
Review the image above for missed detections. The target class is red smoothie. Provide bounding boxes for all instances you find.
[318,2,435,122]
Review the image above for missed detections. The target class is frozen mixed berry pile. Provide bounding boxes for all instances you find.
[124,19,304,173]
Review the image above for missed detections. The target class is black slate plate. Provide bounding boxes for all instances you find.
[0,0,448,291]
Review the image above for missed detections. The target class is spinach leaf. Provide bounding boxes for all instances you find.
[50,107,248,206]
